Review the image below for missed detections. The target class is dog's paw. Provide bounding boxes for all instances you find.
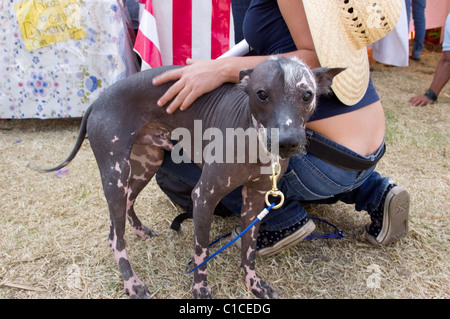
[249,278,277,299]
[124,277,152,299]
[192,282,213,299]
[129,288,151,299]
[132,225,158,239]
[244,267,277,298]
[126,283,151,299]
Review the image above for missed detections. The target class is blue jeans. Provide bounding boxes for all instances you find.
[406,0,427,59]
[259,130,391,230]
[157,130,392,231]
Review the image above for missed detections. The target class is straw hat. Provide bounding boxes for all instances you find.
[302,0,401,105]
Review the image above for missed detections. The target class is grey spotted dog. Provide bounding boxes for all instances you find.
[38,56,342,298]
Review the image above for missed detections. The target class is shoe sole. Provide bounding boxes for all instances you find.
[365,186,410,245]
[232,220,316,257]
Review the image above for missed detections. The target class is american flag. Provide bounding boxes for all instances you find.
[134,0,235,69]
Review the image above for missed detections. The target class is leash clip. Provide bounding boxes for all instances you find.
[264,159,285,209]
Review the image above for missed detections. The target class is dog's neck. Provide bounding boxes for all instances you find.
[251,114,280,165]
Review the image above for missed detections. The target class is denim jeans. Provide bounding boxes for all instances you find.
[157,129,392,231]
[259,130,392,230]
[405,0,427,59]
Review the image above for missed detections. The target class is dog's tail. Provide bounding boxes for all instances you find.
[30,105,93,173]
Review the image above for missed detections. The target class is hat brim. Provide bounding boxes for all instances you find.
[303,0,370,106]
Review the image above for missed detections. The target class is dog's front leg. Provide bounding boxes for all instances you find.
[190,182,217,299]
[240,185,277,299]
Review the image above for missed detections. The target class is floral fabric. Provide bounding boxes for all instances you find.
[0,0,139,119]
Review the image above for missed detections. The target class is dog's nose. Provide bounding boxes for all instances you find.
[278,135,301,158]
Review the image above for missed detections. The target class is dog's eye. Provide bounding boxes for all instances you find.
[302,91,313,102]
[256,90,268,102]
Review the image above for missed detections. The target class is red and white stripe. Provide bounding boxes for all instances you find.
[134,0,235,70]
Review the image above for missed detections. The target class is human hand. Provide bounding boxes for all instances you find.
[408,94,435,107]
[152,59,227,114]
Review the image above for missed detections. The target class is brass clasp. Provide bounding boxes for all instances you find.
[264,159,285,209]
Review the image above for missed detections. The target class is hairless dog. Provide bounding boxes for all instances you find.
[38,57,342,298]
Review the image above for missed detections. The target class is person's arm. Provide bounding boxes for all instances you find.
[409,50,450,106]
[152,0,319,114]
[152,55,267,114]
[276,0,319,68]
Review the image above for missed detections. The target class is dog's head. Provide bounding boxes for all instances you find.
[239,56,344,159]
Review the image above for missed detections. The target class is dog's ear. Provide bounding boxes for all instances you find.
[313,67,346,95]
[238,68,254,91]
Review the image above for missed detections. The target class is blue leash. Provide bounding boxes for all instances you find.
[306,217,344,239]
[185,202,275,274]
[185,203,343,274]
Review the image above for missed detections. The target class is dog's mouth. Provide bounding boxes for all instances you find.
[252,116,305,159]
[270,136,306,159]
[278,142,305,159]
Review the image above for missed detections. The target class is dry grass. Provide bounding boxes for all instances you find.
[0,46,449,299]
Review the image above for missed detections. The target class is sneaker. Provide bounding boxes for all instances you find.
[409,54,421,61]
[232,217,315,257]
[365,185,410,245]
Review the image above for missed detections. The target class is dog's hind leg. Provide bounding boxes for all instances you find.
[102,161,151,298]
[90,130,151,298]
[126,143,165,239]
[126,124,173,239]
